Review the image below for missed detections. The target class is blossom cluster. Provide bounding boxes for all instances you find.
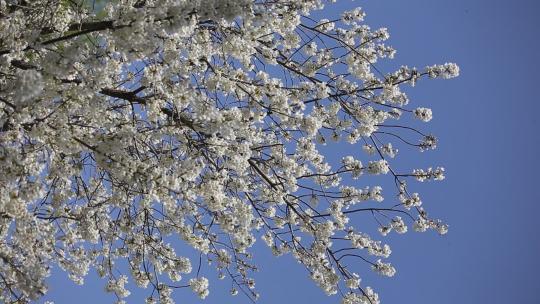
[0,0,457,303]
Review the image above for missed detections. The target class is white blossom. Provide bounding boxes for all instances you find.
[426,62,460,79]
[372,260,396,277]
[414,107,433,122]
[105,276,131,298]
[367,160,390,175]
[345,274,361,289]
[189,277,209,299]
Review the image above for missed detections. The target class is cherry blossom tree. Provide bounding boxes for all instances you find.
[0,1,458,303]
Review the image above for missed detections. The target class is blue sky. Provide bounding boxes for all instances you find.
[44,0,540,303]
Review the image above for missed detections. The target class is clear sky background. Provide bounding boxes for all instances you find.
[43,0,540,303]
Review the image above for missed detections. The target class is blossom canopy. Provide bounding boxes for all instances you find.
[0,0,458,303]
